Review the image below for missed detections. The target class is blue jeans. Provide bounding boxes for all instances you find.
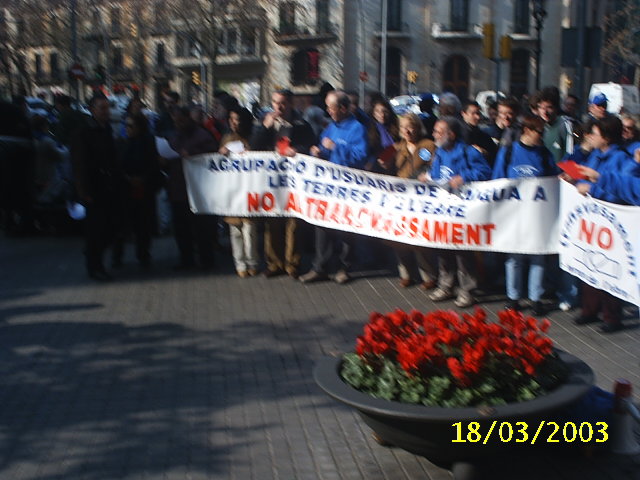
[505,254,545,301]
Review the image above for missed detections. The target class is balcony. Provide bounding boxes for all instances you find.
[273,26,337,46]
[374,22,411,39]
[431,22,483,40]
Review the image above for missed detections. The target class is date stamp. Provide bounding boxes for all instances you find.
[451,421,608,444]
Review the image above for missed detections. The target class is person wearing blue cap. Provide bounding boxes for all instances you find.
[588,93,609,121]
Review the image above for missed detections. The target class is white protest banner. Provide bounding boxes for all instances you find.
[558,180,640,306]
[183,152,559,254]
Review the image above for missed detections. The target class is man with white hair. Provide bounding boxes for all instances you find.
[301,91,368,284]
[427,116,491,307]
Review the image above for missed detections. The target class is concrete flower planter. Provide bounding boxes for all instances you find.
[314,350,594,479]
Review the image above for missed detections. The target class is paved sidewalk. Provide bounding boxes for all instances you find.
[0,234,638,480]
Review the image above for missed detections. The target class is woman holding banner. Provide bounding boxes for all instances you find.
[570,115,637,333]
[379,113,438,290]
[220,106,260,278]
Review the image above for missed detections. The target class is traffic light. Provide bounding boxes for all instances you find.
[191,70,201,85]
[483,23,495,59]
[499,35,512,60]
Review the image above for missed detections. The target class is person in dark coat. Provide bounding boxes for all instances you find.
[250,88,316,279]
[71,94,125,280]
[166,106,219,271]
[112,112,162,268]
[461,100,498,167]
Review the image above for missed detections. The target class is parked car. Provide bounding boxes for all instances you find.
[390,95,422,115]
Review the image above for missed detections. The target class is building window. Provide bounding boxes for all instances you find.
[279,2,296,35]
[50,52,59,77]
[442,55,470,100]
[510,48,530,99]
[514,0,530,34]
[156,43,165,66]
[111,7,121,35]
[316,0,330,33]
[112,47,123,70]
[387,0,402,31]
[227,30,238,54]
[34,53,43,77]
[450,0,469,31]
[241,29,256,55]
[292,48,320,85]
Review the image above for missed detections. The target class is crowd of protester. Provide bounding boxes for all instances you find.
[1,82,639,334]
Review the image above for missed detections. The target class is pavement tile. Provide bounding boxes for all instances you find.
[0,235,638,480]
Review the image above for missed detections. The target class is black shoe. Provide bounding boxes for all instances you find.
[173,262,195,271]
[599,323,623,334]
[573,314,599,325]
[89,270,113,281]
[505,299,520,311]
[531,301,545,316]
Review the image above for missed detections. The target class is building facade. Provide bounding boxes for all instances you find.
[0,0,625,109]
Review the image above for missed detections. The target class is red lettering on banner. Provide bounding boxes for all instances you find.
[343,206,354,226]
[579,219,613,250]
[597,227,613,250]
[285,192,302,213]
[327,203,341,223]
[247,192,276,212]
[262,192,275,211]
[482,224,495,245]
[316,200,328,219]
[579,219,595,244]
[421,219,431,241]
[467,224,480,245]
[433,221,448,242]
[451,223,463,244]
[247,192,260,212]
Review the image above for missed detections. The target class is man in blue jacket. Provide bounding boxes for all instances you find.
[301,91,368,284]
[428,117,491,307]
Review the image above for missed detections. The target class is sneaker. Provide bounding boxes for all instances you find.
[505,299,520,311]
[558,302,572,312]
[429,288,453,302]
[531,300,545,316]
[299,270,328,284]
[334,270,350,285]
[454,291,475,308]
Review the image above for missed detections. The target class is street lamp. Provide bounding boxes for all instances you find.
[532,0,547,91]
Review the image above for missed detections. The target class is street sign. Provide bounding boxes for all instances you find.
[69,62,85,80]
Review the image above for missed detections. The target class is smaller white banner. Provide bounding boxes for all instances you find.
[558,180,640,306]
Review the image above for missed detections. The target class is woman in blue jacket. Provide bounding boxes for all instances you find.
[572,115,636,333]
[492,114,559,316]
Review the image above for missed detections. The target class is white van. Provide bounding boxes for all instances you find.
[588,83,640,115]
